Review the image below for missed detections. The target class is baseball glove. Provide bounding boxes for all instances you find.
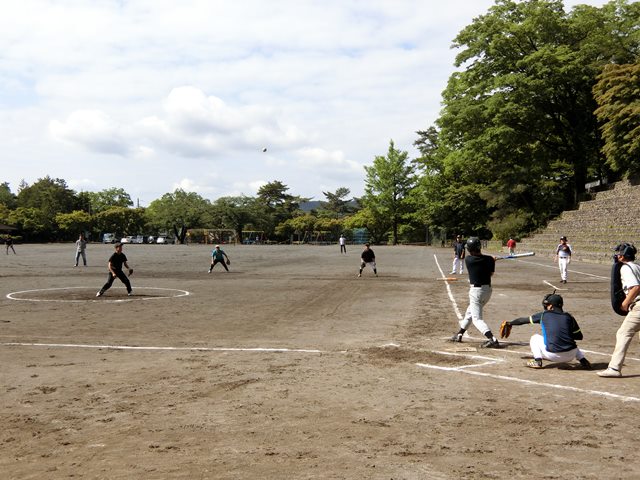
[128,268,134,276]
[499,320,512,339]
[226,259,231,265]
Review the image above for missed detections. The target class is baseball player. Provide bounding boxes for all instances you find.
[554,236,572,283]
[449,237,500,348]
[96,242,133,297]
[339,234,347,254]
[208,245,230,273]
[506,237,516,255]
[74,233,87,267]
[499,293,591,369]
[358,243,377,277]
[5,235,16,254]
[598,243,640,377]
[450,235,465,274]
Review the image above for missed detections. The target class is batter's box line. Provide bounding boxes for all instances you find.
[416,362,640,403]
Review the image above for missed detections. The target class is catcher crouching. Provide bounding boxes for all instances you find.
[499,293,591,369]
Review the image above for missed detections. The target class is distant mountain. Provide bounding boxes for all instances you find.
[299,201,323,212]
[299,200,359,213]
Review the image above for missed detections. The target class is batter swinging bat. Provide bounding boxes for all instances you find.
[496,252,535,260]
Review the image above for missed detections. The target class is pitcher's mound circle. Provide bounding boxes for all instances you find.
[7,286,190,303]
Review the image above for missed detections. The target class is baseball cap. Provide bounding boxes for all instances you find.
[215,244,220,248]
[560,236,567,241]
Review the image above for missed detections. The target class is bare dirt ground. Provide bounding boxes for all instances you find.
[1,242,640,479]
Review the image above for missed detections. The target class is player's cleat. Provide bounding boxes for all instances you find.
[127,292,133,296]
[96,291,103,297]
[449,334,463,343]
[480,339,500,349]
[597,367,621,377]
[357,273,361,277]
[579,358,592,370]
[526,359,543,369]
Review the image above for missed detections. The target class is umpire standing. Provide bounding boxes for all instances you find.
[96,242,133,297]
[450,237,500,348]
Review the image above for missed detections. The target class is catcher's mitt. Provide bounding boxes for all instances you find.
[499,320,512,339]
[128,268,134,276]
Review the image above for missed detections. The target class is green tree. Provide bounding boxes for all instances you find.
[15,176,78,239]
[55,210,93,240]
[362,140,415,245]
[87,188,133,213]
[0,182,17,209]
[146,189,211,243]
[94,207,146,237]
[9,207,49,239]
[211,196,260,242]
[342,207,390,245]
[255,181,308,239]
[319,187,353,218]
[427,0,639,238]
[593,63,640,175]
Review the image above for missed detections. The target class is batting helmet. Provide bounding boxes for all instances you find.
[466,237,481,253]
[614,243,636,261]
[543,293,563,309]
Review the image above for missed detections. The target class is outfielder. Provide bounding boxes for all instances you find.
[208,245,230,273]
[358,243,377,277]
[96,242,133,297]
[598,243,640,377]
[554,236,572,284]
[449,237,500,348]
[499,293,591,369]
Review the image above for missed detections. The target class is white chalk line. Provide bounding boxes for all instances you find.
[433,254,463,320]
[416,361,640,402]
[1,342,326,354]
[435,253,640,402]
[517,259,608,280]
[6,286,190,303]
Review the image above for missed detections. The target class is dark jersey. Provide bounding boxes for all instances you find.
[465,254,495,286]
[453,241,465,258]
[108,252,128,272]
[529,309,583,353]
[361,249,375,262]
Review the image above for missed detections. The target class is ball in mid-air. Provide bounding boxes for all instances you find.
[262,147,267,153]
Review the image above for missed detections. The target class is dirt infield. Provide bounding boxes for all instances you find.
[2,243,639,479]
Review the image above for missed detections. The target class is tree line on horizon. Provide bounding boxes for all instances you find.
[1,0,638,245]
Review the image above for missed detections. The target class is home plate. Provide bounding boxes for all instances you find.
[445,346,477,352]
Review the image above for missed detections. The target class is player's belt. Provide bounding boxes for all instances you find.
[472,284,490,287]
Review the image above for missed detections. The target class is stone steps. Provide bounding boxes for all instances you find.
[516,179,639,264]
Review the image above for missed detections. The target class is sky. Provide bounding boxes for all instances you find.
[0,0,610,207]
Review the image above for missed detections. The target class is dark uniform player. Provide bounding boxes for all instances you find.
[450,235,465,274]
[450,237,499,348]
[358,243,377,277]
[503,293,591,369]
[96,243,133,297]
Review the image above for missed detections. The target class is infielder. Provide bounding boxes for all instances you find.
[450,235,465,274]
[449,237,500,348]
[358,243,377,277]
[554,236,572,284]
[96,242,133,297]
[598,243,640,377]
[208,245,230,273]
[499,293,591,369]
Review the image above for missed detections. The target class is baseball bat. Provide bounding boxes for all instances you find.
[496,252,535,260]
[436,277,458,281]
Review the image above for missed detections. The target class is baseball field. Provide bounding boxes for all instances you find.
[1,243,639,479]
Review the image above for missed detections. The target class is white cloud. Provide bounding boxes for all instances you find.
[0,0,612,204]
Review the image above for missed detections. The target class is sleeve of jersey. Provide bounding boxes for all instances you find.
[571,316,583,340]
